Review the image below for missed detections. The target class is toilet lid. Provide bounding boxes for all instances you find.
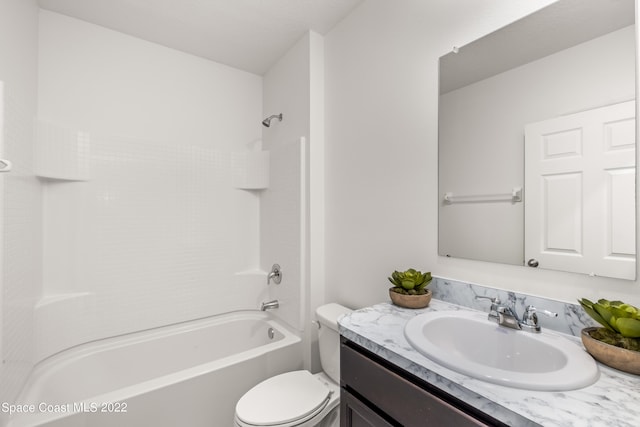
[235,371,331,426]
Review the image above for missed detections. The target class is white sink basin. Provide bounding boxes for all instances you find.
[404,310,599,391]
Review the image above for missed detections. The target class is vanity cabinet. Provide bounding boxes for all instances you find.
[340,337,506,427]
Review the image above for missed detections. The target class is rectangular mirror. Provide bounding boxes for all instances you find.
[438,0,636,279]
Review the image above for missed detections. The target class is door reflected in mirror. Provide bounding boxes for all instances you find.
[438,0,636,279]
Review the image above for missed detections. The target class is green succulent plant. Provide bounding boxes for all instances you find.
[578,298,640,351]
[388,269,432,295]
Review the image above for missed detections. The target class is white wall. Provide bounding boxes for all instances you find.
[262,32,311,331]
[261,31,325,370]
[38,10,261,150]
[0,0,41,413]
[36,10,264,360]
[324,0,640,309]
[439,26,635,265]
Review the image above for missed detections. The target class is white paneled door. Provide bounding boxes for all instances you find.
[524,101,636,280]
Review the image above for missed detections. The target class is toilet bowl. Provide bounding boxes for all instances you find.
[234,303,351,427]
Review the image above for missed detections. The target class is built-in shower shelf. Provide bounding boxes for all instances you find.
[36,175,89,183]
[232,150,269,190]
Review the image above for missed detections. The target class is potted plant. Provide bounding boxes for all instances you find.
[578,298,640,374]
[388,269,432,309]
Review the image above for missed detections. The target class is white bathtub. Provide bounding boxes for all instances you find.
[7,311,302,427]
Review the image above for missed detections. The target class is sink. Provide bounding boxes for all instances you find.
[404,310,599,391]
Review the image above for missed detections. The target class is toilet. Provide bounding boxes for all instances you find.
[234,303,352,427]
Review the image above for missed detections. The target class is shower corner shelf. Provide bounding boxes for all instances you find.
[36,173,90,182]
[235,184,268,191]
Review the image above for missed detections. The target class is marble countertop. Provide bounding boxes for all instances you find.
[338,299,640,427]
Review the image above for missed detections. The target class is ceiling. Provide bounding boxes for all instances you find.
[37,0,364,75]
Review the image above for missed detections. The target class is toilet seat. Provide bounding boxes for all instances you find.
[235,370,332,427]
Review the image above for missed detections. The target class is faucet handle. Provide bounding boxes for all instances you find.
[525,305,558,318]
[475,295,501,304]
[520,305,558,332]
[475,295,501,321]
[267,264,282,285]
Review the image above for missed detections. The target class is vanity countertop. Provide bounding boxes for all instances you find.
[338,299,640,427]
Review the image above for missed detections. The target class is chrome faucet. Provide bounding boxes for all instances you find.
[475,296,557,333]
[261,300,279,311]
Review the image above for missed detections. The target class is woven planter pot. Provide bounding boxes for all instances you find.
[389,289,432,309]
[581,327,640,375]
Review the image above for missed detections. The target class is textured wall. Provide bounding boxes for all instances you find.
[0,0,41,411]
[35,11,265,360]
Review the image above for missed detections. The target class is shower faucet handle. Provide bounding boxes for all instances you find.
[267,264,282,285]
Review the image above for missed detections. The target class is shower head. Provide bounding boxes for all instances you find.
[262,113,283,127]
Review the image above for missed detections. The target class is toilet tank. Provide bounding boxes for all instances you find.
[315,303,352,383]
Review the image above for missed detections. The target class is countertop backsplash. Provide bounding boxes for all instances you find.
[430,276,599,336]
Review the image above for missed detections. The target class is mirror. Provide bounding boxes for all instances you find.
[438,0,636,279]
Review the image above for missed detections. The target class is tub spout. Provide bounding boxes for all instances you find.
[261,300,279,311]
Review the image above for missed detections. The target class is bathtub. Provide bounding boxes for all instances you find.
[7,311,302,427]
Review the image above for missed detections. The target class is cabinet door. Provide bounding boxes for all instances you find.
[341,390,394,427]
[341,340,497,427]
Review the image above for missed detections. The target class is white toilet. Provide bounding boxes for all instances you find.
[234,303,352,427]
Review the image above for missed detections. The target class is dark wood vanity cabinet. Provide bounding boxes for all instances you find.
[340,337,506,427]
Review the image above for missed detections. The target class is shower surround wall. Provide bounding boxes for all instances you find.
[36,10,265,360]
[0,0,40,414]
